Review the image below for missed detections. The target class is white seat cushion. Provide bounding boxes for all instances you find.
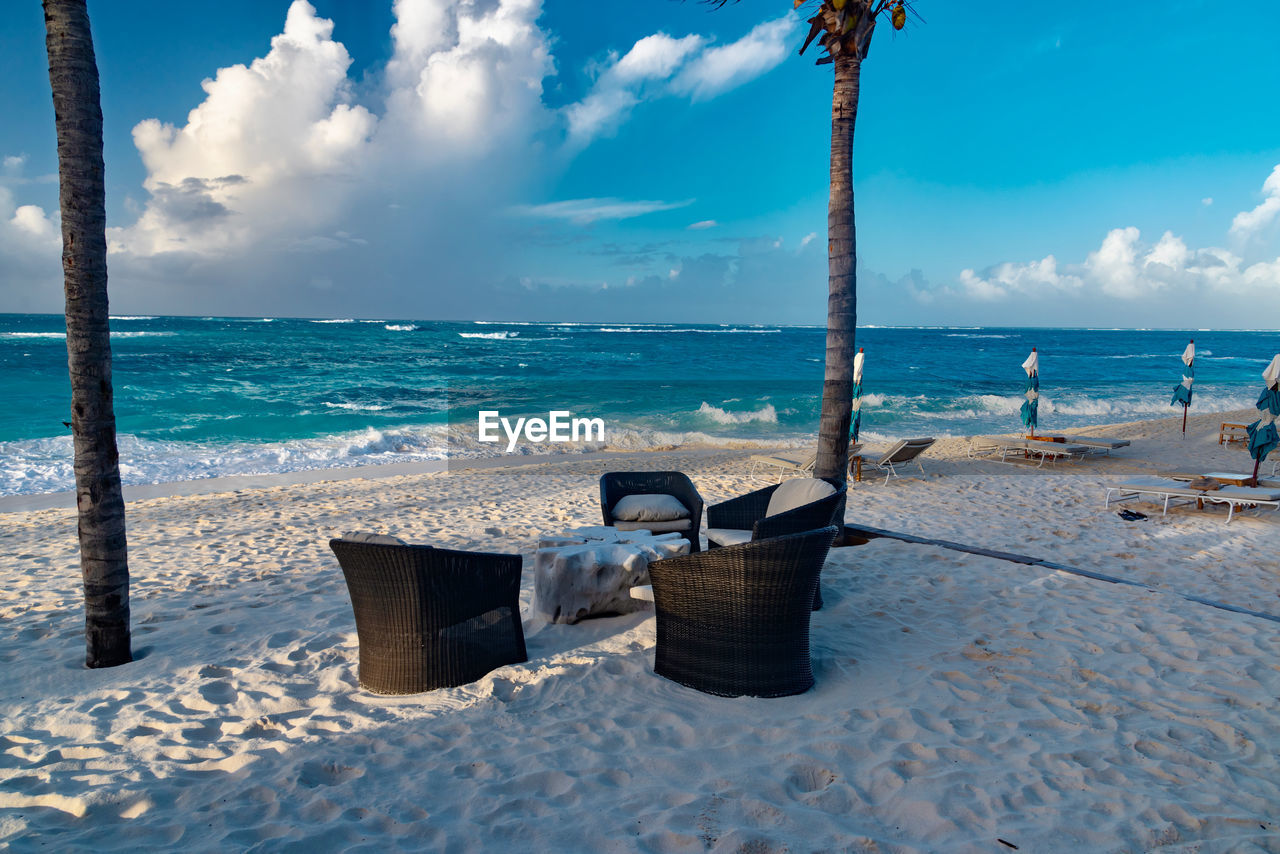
[611,493,690,522]
[704,528,752,547]
[613,518,692,533]
[766,478,837,516]
[340,531,408,545]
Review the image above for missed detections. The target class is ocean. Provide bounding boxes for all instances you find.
[1,314,1274,496]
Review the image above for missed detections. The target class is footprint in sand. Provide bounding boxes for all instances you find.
[267,629,305,649]
[198,680,239,707]
[490,677,518,702]
[784,763,838,797]
[297,760,365,788]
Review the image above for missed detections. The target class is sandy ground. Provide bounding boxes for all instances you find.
[1,408,1278,852]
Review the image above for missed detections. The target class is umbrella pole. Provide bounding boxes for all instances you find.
[1181,403,1188,436]
[1252,458,1261,489]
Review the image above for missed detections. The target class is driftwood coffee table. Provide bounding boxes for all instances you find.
[532,526,690,624]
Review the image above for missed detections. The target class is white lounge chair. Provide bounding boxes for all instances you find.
[749,443,861,484]
[862,437,934,485]
[1104,477,1280,523]
[968,436,1087,468]
[1046,435,1131,455]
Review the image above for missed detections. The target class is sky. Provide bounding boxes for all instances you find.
[2,0,1279,327]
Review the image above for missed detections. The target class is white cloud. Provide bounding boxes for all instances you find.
[11,205,60,244]
[671,16,798,102]
[955,168,1280,309]
[565,33,703,145]
[511,197,694,225]
[1230,164,1280,239]
[799,231,817,247]
[958,255,1081,301]
[687,220,717,230]
[614,33,703,82]
[107,0,563,262]
[115,1,376,256]
[564,15,796,146]
[0,188,59,252]
[0,3,804,317]
[1202,197,1213,206]
[1085,227,1144,297]
[0,187,60,308]
[382,0,553,155]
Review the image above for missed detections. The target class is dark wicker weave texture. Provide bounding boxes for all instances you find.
[647,526,838,698]
[705,477,846,609]
[329,539,527,695]
[600,471,704,552]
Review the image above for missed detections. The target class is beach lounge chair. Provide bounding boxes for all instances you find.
[1103,478,1280,523]
[329,538,527,694]
[968,436,1087,468]
[749,443,861,483]
[647,527,838,698]
[704,476,845,609]
[1035,434,1131,455]
[863,437,935,484]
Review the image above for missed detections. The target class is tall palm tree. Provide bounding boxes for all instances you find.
[43,0,132,668]
[708,0,911,482]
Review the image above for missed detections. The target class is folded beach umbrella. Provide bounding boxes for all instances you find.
[1246,354,1280,486]
[1170,339,1194,435]
[851,347,865,443]
[1020,347,1039,437]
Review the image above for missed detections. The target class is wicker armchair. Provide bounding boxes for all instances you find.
[329,539,527,695]
[600,471,704,553]
[647,527,838,698]
[705,476,845,609]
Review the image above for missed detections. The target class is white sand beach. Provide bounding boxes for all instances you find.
[2,408,1279,851]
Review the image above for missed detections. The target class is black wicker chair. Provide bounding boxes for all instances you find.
[647,526,838,698]
[705,476,845,609]
[329,539,527,695]
[600,471,704,553]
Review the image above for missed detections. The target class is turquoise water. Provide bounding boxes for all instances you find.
[1,313,1274,495]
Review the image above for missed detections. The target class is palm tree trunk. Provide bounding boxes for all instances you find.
[44,0,132,668]
[814,52,860,483]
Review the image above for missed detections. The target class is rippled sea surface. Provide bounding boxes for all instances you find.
[2,313,1274,494]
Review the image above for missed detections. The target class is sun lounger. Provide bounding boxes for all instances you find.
[748,450,815,482]
[1037,434,1130,455]
[749,443,861,483]
[968,436,1088,467]
[864,437,934,485]
[1104,477,1280,523]
[1013,435,1126,453]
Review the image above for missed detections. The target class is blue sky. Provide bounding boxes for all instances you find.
[1,0,1278,326]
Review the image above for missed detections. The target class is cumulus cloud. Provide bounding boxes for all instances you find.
[0,1,804,317]
[958,255,1081,301]
[114,2,376,256]
[0,184,61,310]
[955,167,1280,313]
[1230,164,1280,239]
[382,0,553,155]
